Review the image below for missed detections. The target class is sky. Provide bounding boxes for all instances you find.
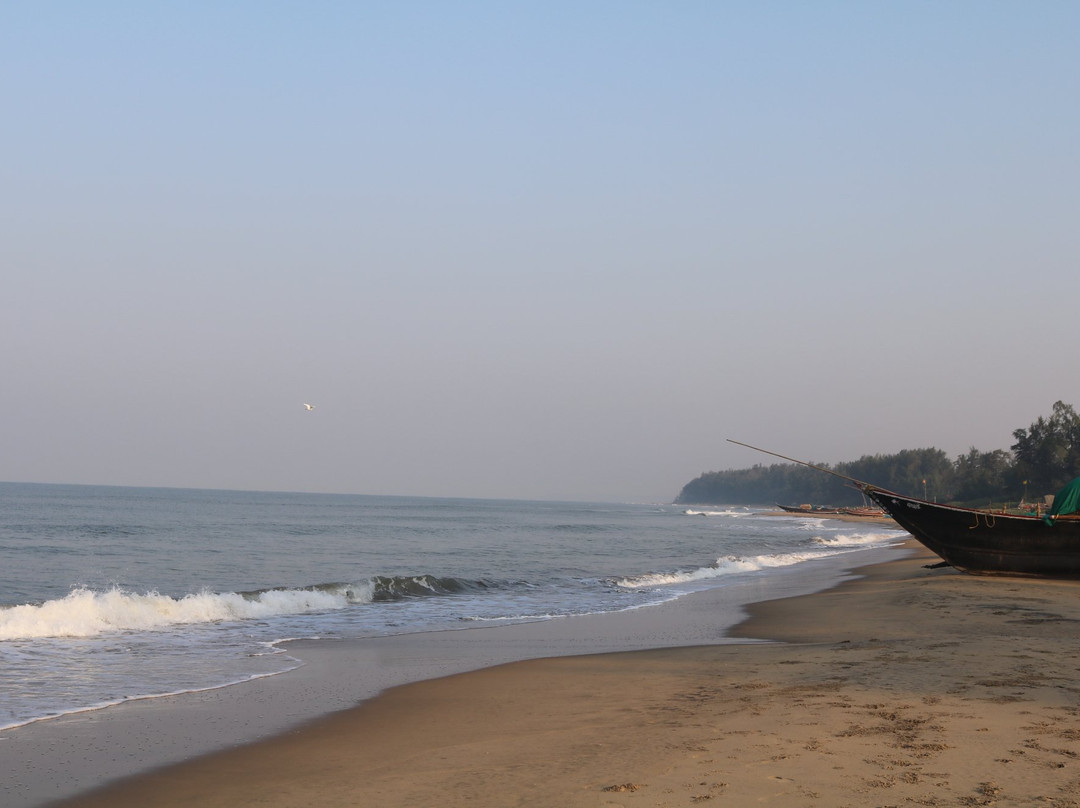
[2,2,1079,503]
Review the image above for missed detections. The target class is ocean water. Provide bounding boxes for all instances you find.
[0,483,907,731]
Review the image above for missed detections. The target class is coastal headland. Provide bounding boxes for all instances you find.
[27,540,1080,807]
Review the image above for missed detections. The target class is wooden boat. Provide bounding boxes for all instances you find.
[862,486,1080,577]
[838,506,888,518]
[776,503,843,514]
[732,440,1080,578]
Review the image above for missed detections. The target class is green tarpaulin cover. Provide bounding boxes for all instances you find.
[1044,477,1080,525]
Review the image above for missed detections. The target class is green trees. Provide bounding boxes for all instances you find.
[840,449,955,501]
[952,448,1012,502]
[676,448,953,506]
[678,461,853,506]
[1011,401,1080,495]
[675,402,1080,505]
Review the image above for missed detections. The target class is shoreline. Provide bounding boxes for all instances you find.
[3,543,906,808]
[762,508,898,525]
[39,538,1080,807]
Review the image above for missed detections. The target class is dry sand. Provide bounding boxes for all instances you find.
[41,541,1080,807]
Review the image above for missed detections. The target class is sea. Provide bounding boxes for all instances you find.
[0,482,908,733]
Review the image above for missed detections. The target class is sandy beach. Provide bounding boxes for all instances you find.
[26,540,1080,806]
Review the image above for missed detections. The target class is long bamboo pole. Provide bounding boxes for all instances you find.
[725,439,870,489]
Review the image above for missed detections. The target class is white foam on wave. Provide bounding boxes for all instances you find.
[459,613,557,623]
[683,508,749,517]
[812,530,906,548]
[616,522,908,591]
[615,551,827,589]
[0,586,366,640]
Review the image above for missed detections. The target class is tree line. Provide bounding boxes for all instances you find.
[675,401,1080,506]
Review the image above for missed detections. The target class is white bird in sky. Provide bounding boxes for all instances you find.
[303,403,315,411]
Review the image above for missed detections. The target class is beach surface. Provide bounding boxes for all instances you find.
[3,549,891,808]
[29,541,1080,807]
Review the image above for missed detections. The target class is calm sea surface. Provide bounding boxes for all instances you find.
[0,483,907,730]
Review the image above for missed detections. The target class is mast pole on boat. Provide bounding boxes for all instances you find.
[726,439,871,489]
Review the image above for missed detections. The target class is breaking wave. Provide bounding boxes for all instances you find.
[683,508,751,517]
[0,574,489,640]
[812,531,905,548]
[615,526,904,590]
[614,551,828,589]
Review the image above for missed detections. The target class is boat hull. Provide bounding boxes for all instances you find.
[865,487,1080,577]
[776,503,843,514]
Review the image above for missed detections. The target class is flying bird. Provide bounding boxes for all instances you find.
[303,403,315,411]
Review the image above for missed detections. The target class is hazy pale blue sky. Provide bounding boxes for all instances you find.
[3,2,1078,502]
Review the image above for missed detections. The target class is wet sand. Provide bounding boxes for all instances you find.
[5,547,892,807]
[34,541,1080,806]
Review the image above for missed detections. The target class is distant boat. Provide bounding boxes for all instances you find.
[838,506,889,518]
[735,440,1080,578]
[776,503,844,514]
